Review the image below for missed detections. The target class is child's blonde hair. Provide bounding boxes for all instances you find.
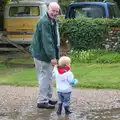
[58,56,71,66]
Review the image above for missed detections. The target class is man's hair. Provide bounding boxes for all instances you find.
[48,2,60,10]
[58,56,71,66]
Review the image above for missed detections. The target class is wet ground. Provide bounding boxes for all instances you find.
[0,85,120,120]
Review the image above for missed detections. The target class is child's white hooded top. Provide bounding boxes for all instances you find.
[53,66,77,93]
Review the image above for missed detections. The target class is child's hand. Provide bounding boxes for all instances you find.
[70,79,78,85]
[74,79,78,84]
[52,65,58,77]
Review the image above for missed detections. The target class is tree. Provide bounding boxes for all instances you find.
[0,0,11,9]
[102,0,120,8]
[114,0,120,8]
[96,0,120,8]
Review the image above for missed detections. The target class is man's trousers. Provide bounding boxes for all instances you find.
[34,58,53,103]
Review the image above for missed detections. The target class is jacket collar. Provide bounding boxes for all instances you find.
[44,12,56,25]
[57,65,70,74]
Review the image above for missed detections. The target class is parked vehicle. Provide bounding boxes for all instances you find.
[0,9,4,31]
[0,0,47,45]
[65,1,120,19]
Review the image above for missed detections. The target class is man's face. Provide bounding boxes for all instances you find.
[48,7,59,19]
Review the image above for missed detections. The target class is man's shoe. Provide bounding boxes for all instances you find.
[49,100,57,105]
[37,103,55,109]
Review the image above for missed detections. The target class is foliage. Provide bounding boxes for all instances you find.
[72,63,120,89]
[59,17,109,50]
[59,0,72,14]
[59,17,120,51]
[0,0,10,9]
[1,62,120,89]
[95,52,120,63]
[1,50,120,89]
[69,49,102,63]
[69,49,120,64]
[114,0,120,8]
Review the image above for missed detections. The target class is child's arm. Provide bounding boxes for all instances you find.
[67,72,78,85]
[52,65,58,78]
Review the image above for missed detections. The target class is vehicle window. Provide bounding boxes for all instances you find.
[69,4,105,18]
[9,6,40,17]
[108,4,120,18]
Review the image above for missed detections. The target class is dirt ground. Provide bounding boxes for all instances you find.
[0,85,120,120]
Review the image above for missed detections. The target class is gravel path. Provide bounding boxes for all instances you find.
[0,85,120,120]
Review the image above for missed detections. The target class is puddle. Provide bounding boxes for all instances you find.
[85,108,120,120]
[1,107,119,120]
[0,111,20,120]
[0,112,7,117]
[117,100,120,103]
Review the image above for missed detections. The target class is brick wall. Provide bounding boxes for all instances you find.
[103,27,120,51]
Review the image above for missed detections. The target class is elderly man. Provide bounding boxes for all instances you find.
[29,2,60,109]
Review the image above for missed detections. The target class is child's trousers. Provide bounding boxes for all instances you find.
[57,92,72,115]
[57,92,71,106]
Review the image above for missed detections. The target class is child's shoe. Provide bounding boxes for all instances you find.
[57,103,62,115]
[64,106,72,115]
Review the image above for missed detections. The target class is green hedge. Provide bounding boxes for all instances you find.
[59,17,120,50]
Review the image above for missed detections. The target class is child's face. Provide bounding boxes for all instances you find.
[67,63,71,67]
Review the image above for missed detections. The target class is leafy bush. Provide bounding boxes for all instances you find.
[69,49,120,63]
[95,52,120,63]
[59,17,109,50]
[59,17,120,51]
[0,0,10,9]
[69,49,102,63]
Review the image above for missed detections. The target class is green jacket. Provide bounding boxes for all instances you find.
[29,13,60,63]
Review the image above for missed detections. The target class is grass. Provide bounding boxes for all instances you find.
[0,63,120,89]
[72,63,120,89]
[0,65,37,86]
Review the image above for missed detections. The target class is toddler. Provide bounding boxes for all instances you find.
[53,56,78,115]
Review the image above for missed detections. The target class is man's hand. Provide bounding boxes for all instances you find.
[51,59,57,66]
